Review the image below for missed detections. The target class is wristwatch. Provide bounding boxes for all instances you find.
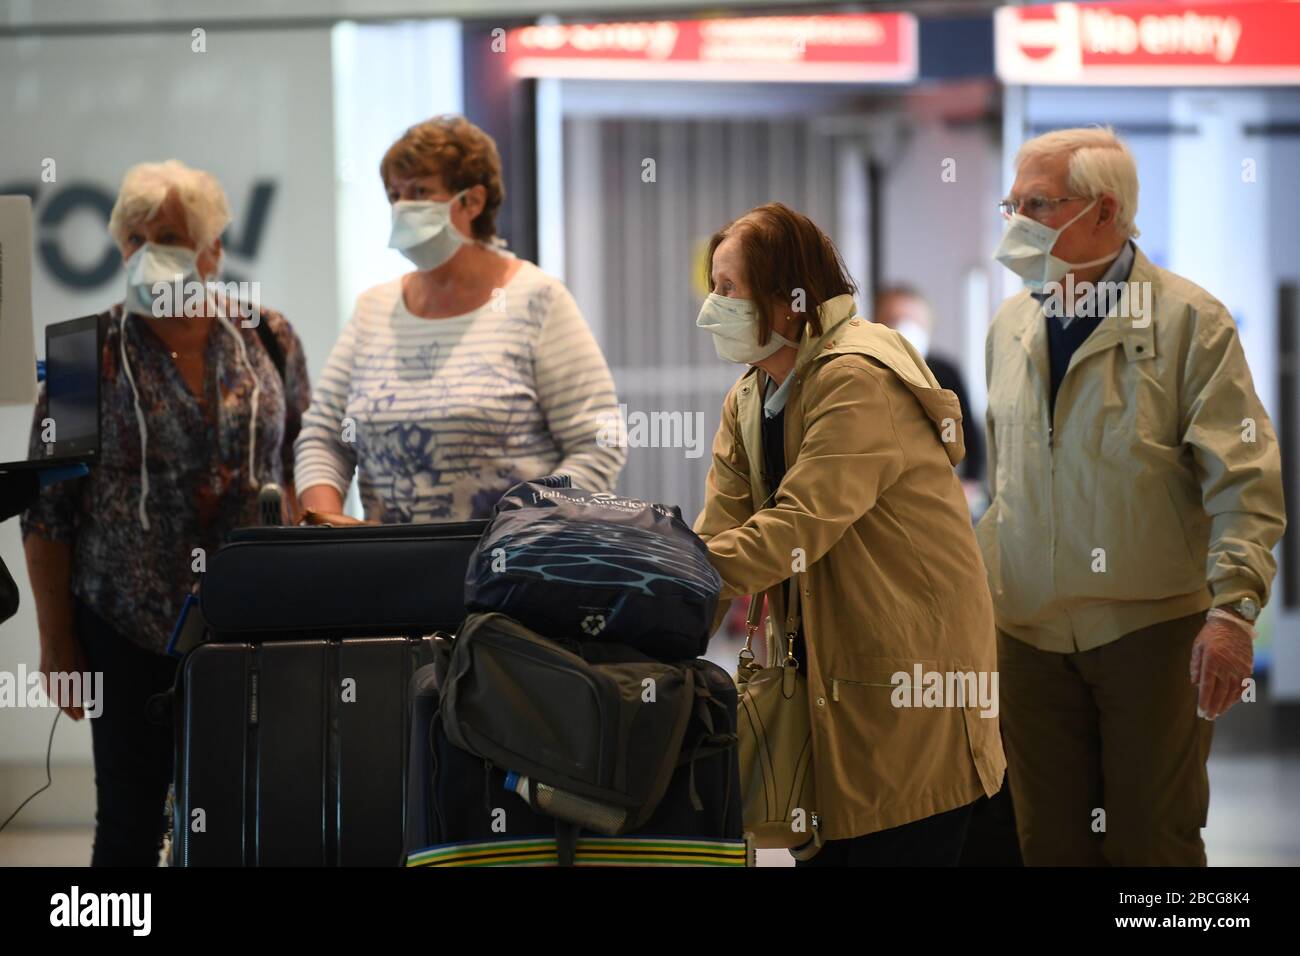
[1229,597,1260,622]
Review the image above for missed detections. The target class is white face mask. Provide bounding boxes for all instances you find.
[994,199,1119,292]
[893,319,930,357]
[696,293,798,365]
[124,243,201,316]
[389,191,469,271]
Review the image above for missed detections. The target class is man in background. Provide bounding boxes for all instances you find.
[873,284,1015,866]
[873,285,985,498]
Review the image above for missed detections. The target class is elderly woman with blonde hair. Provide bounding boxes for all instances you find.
[22,159,311,866]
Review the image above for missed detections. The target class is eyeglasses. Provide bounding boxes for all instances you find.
[998,196,1086,220]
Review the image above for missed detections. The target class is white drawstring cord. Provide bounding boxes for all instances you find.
[119,288,263,532]
[118,313,151,531]
[211,289,260,488]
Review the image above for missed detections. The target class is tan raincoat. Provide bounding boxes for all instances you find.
[696,294,1005,841]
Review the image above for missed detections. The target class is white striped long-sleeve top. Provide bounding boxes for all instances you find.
[294,261,626,522]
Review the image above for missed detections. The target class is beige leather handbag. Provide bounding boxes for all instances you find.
[735,576,822,859]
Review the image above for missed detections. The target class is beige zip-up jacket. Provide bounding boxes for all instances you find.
[978,246,1286,652]
[696,294,1005,841]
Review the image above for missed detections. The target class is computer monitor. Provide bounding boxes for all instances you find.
[42,316,101,462]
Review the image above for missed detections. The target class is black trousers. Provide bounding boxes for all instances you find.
[958,773,1024,866]
[796,800,977,867]
[76,600,177,867]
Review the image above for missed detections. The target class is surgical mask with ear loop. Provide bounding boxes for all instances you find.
[994,199,1120,292]
[124,243,202,316]
[388,191,470,271]
[118,281,263,531]
[696,293,798,365]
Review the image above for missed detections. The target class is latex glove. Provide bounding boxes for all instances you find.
[1189,613,1254,721]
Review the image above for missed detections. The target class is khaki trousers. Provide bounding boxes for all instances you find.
[998,613,1214,866]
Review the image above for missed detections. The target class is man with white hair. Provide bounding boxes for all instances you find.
[978,127,1285,865]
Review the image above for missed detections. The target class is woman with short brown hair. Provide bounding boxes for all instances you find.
[694,202,1006,866]
[379,114,505,244]
[296,115,625,521]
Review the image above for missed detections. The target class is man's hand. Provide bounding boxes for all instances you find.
[1189,612,1254,721]
[39,632,88,721]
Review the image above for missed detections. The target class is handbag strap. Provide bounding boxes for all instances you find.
[737,596,764,682]
[736,572,804,681]
[780,572,803,668]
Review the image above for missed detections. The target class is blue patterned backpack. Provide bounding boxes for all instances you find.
[464,476,722,661]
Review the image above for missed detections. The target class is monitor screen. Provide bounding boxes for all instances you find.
[44,318,100,459]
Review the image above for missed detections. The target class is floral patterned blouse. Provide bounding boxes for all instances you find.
[21,298,311,654]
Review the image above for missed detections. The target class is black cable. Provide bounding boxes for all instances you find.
[0,708,61,835]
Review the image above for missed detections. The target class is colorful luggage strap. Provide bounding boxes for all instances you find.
[407,836,749,868]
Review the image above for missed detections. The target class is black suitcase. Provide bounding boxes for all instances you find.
[172,520,487,866]
[173,635,435,866]
[201,521,487,640]
[404,648,747,867]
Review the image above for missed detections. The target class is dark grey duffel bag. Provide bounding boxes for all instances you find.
[430,612,741,864]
